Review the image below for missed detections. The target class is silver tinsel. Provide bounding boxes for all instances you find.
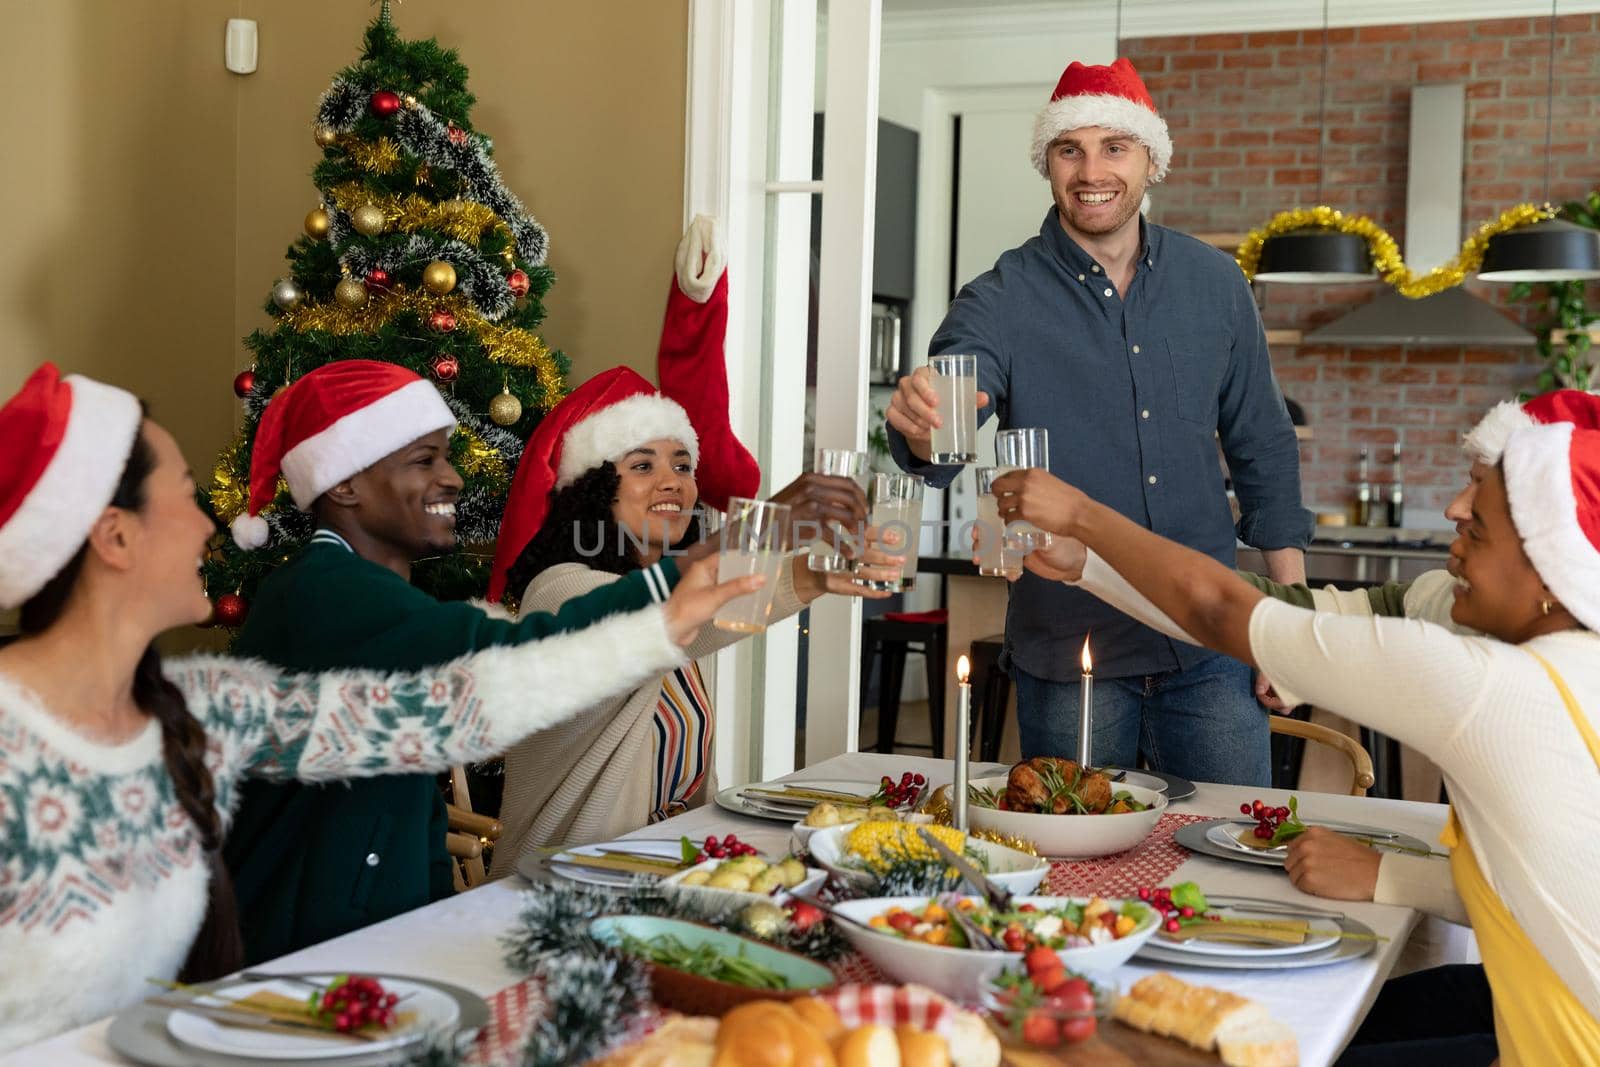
[342,234,515,320]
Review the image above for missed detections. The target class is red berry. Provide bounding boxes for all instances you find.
[704,836,718,848]
[1252,799,1265,812]
[723,834,737,846]
[379,1009,395,1027]
[1137,887,1152,900]
[882,775,892,785]
[335,1013,352,1031]
[1254,825,1272,839]
[383,993,398,1008]
[1165,918,1182,933]
[912,773,926,786]
[1208,913,1223,921]
[1179,905,1195,919]
[322,992,337,1010]
[1276,806,1291,819]
[1021,1012,1062,1048]
[1240,802,1252,815]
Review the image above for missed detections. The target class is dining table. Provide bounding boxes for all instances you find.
[7,752,1477,1067]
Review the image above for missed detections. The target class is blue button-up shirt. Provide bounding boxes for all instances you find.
[889,209,1312,682]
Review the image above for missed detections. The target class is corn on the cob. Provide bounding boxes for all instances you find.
[844,821,967,872]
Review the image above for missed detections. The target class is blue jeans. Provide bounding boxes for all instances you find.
[1012,654,1270,786]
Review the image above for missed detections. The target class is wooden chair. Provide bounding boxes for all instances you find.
[1269,718,1375,797]
[445,765,502,891]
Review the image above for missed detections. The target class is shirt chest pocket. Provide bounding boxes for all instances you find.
[1163,337,1224,427]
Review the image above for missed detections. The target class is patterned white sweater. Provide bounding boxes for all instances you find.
[0,606,683,1049]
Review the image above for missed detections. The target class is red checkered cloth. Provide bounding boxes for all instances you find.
[1042,811,1211,897]
[466,977,668,1067]
[821,983,957,1031]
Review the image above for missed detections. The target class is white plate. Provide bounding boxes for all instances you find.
[165,977,458,1060]
[545,838,686,888]
[1135,913,1380,970]
[966,776,1166,860]
[1152,909,1343,958]
[806,824,1049,895]
[831,895,1160,999]
[715,779,885,823]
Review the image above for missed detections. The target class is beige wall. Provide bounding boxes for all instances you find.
[1,0,688,473]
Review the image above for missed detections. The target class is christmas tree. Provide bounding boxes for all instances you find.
[202,3,566,623]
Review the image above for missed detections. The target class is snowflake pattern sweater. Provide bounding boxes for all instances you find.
[0,605,683,1049]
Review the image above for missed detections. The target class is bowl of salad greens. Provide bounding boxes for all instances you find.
[589,915,836,1016]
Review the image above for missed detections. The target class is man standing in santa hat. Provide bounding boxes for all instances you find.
[221,358,725,964]
[886,57,1310,785]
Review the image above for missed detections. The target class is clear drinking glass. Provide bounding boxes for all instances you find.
[975,466,1024,578]
[928,353,978,464]
[898,474,926,591]
[714,497,791,633]
[856,473,919,591]
[995,427,1052,550]
[807,448,870,573]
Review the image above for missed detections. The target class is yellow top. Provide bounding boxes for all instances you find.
[1440,650,1600,1066]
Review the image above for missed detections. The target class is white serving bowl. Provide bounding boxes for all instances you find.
[660,855,825,910]
[830,895,1160,1000]
[806,825,1049,896]
[790,811,935,854]
[966,776,1166,860]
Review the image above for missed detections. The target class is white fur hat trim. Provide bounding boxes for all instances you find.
[1030,93,1173,181]
[1503,421,1600,633]
[1462,399,1538,465]
[278,378,456,510]
[556,393,698,489]
[0,375,141,610]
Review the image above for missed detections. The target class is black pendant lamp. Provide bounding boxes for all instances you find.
[1478,2,1600,283]
[1254,0,1376,285]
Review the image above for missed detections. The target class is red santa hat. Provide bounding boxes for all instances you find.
[0,364,143,609]
[488,366,698,602]
[1030,57,1172,182]
[230,360,456,549]
[1503,420,1600,632]
[1463,389,1600,465]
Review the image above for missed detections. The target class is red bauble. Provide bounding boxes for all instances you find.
[213,593,249,628]
[369,90,402,117]
[365,268,393,294]
[447,123,468,146]
[427,309,457,333]
[507,269,530,298]
[232,370,256,399]
[431,356,460,382]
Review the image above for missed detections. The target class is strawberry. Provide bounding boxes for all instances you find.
[1033,966,1069,994]
[1021,1011,1062,1048]
[1061,1015,1097,1043]
[1023,946,1058,975]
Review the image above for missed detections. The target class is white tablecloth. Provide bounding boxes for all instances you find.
[8,753,1476,1067]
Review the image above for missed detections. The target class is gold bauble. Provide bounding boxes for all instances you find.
[314,125,339,148]
[304,208,331,240]
[442,198,469,216]
[422,260,457,295]
[351,204,387,237]
[488,388,523,427]
[334,277,370,308]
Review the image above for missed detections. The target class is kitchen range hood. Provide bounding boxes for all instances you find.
[1303,84,1536,348]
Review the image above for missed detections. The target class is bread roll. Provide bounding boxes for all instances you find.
[894,1025,951,1067]
[596,1016,718,1067]
[714,1002,836,1067]
[835,1025,900,1067]
[790,998,846,1042]
[1216,1017,1299,1067]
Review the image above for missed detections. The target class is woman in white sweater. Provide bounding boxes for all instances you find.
[992,413,1600,1066]
[488,369,905,869]
[0,366,754,1048]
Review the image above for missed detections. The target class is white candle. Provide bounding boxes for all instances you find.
[955,654,971,831]
[1078,637,1094,769]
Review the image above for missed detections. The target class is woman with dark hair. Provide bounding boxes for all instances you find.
[991,405,1600,1065]
[487,369,906,870]
[0,364,755,1047]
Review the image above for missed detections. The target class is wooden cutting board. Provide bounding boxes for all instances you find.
[998,1019,1220,1066]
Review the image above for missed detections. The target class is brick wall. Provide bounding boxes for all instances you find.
[1123,15,1600,521]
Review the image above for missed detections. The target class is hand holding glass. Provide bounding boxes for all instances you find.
[928,354,978,464]
[995,427,1052,549]
[856,473,919,591]
[807,448,869,573]
[975,467,1024,578]
[714,498,790,633]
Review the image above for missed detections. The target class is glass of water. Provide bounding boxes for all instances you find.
[807,448,870,573]
[856,473,919,591]
[897,475,926,591]
[714,497,791,634]
[928,353,978,464]
[995,427,1052,550]
[975,467,1024,578]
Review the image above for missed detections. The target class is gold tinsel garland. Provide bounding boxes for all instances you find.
[327,182,512,247]
[341,135,403,174]
[921,786,1040,857]
[209,434,290,525]
[455,426,510,487]
[278,289,566,408]
[1235,203,1556,299]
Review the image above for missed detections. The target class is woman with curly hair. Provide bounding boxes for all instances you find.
[487,368,904,868]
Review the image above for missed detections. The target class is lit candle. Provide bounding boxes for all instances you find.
[1078,636,1094,769]
[955,654,971,831]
